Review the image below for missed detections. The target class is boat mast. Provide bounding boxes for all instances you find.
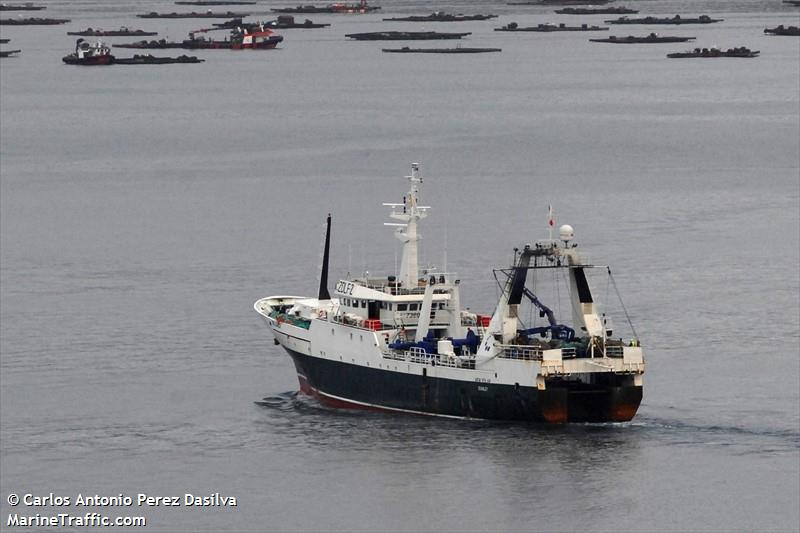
[318,214,332,300]
[384,163,428,289]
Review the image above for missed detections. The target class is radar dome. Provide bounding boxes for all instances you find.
[559,224,574,242]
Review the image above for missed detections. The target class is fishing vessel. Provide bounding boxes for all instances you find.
[254,164,645,423]
[230,25,283,48]
[62,39,114,65]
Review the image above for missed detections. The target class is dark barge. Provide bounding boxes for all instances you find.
[606,15,723,25]
[590,33,695,43]
[382,46,501,53]
[555,7,637,15]
[136,11,249,18]
[0,17,69,24]
[68,27,158,37]
[764,25,800,36]
[667,46,759,58]
[495,22,608,32]
[383,12,498,22]
[115,54,205,64]
[346,31,471,40]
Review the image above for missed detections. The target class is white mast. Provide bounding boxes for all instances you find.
[383,163,429,289]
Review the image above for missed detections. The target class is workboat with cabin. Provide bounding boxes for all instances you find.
[230,24,283,48]
[62,38,114,65]
[254,164,645,423]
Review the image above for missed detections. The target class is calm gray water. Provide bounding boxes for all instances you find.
[1,0,799,531]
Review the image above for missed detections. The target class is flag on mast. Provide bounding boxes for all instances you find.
[548,205,555,240]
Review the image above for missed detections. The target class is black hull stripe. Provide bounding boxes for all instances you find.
[283,348,642,423]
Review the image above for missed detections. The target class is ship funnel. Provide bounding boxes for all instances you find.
[318,214,332,301]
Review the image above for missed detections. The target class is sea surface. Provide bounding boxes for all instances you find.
[1,0,799,531]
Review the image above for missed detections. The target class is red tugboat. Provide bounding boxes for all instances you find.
[230,24,283,49]
[62,39,115,65]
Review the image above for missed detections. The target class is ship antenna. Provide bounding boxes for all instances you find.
[318,214,332,301]
[383,163,429,289]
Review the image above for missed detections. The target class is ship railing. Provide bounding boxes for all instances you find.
[381,347,477,369]
[605,345,624,358]
[496,345,576,361]
[330,314,395,331]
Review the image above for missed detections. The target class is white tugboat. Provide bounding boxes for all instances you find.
[255,164,645,422]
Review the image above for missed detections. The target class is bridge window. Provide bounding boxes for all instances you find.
[397,303,407,311]
[409,303,419,311]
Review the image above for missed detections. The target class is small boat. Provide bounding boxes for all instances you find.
[0,49,21,57]
[230,25,283,48]
[271,0,379,14]
[0,17,69,24]
[175,1,255,4]
[264,15,330,28]
[590,33,695,43]
[136,11,249,18]
[115,54,205,64]
[764,25,800,36]
[383,12,498,22]
[62,39,115,65]
[0,38,9,43]
[0,3,45,10]
[254,163,646,423]
[382,46,501,53]
[606,15,723,25]
[783,0,800,6]
[495,22,608,32]
[114,39,184,49]
[346,31,471,40]
[667,46,759,58]
[554,7,638,15]
[68,27,158,37]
